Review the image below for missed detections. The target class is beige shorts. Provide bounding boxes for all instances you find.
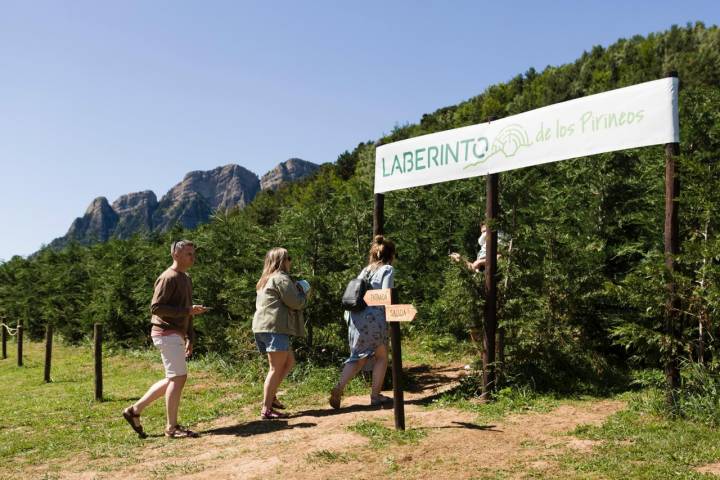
[152,334,187,378]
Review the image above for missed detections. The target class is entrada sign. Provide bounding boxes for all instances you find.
[375,78,679,193]
[363,288,392,306]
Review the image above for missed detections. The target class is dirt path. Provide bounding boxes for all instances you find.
[51,365,625,479]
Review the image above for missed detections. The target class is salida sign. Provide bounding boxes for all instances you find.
[375,78,679,193]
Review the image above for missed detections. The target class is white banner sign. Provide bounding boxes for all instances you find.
[374,78,679,193]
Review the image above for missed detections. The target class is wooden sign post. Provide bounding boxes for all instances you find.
[370,193,419,431]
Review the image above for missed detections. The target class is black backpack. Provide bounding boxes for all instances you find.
[341,269,374,312]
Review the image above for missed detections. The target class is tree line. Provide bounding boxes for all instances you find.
[1,23,719,393]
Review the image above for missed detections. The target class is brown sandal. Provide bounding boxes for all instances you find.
[260,408,289,420]
[165,424,200,438]
[122,406,147,439]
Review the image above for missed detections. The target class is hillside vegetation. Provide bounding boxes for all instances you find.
[1,22,719,398]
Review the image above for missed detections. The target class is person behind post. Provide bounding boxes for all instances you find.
[450,223,488,271]
[330,235,396,409]
[253,247,308,420]
[123,239,208,439]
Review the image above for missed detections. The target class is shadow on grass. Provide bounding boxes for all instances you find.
[202,420,317,437]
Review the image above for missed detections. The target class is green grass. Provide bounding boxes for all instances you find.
[0,340,361,477]
[10,340,720,479]
[554,390,720,479]
[403,333,476,365]
[0,342,245,474]
[429,384,561,422]
[348,420,426,448]
[147,460,205,479]
[305,449,356,464]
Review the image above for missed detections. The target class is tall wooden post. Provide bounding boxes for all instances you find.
[483,172,499,398]
[94,324,103,401]
[17,322,23,367]
[374,193,406,431]
[373,193,385,237]
[389,295,405,431]
[663,71,680,407]
[44,324,53,383]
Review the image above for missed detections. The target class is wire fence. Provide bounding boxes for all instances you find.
[1,319,104,398]
[1,322,19,336]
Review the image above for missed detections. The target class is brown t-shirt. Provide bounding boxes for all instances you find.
[150,268,194,343]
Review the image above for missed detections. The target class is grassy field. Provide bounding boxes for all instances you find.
[555,391,720,479]
[0,340,354,477]
[0,337,467,477]
[3,340,720,479]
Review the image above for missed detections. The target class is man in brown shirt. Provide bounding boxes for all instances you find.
[123,240,208,438]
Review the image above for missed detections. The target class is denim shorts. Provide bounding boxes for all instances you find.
[255,332,290,354]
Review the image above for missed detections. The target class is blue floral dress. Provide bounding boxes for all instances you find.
[344,264,394,369]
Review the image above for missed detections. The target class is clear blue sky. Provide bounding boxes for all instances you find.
[1,1,718,260]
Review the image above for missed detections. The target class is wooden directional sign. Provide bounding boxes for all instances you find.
[363,288,392,306]
[386,305,417,322]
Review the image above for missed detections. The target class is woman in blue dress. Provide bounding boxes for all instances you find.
[330,235,396,409]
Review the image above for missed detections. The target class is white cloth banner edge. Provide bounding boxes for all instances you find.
[374,78,679,193]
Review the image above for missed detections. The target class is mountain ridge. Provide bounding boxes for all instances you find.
[50,158,320,248]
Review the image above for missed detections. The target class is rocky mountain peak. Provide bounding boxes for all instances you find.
[260,158,320,191]
[111,190,158,214]
[51,159,321,249]
[66,196,119,243]
[84,196,112,215]
[169,164,260,211]
[111,191,159,238]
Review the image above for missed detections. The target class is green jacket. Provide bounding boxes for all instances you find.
[252,271,307,337]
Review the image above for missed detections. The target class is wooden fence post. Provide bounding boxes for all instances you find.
[94,324,103,401]
[44,324,53,383]
[17,322,23,367]
[2,323,6,359]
